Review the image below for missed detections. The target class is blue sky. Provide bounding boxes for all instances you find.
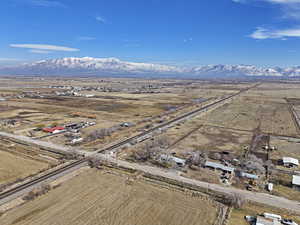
[1,0,300,67]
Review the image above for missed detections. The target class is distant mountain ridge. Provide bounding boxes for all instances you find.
[1,57,300,77]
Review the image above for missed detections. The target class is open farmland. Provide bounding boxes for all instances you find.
[166,122,252,156]
[0,78,250,150]
[0,150,48,186]
[197,95,298,136]
[0,138,59,186]
[269,136,300,162]
[0,169,220,225]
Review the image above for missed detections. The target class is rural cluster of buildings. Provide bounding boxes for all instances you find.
[245,212,298,225]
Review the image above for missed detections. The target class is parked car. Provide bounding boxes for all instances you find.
[282,219,298,225]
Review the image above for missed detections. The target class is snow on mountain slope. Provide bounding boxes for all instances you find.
[1,57,300,77]
[9,57,183,75]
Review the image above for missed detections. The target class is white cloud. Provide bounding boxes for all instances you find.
[250,26,300,39]
[232,0,247,3]
[232,0,300,4]
[28,0,66,7]
[10,44,79,52]
[96,16,106,23]
[29,49,51,54]
[77,36,96,41]
[0,58,21,61]
[233,0,300,19]
[183,38,193,43]
[266,0,300,3]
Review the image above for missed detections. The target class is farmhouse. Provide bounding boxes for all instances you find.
[282,157,299,168]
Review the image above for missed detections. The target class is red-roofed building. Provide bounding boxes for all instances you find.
[42,126,65,133]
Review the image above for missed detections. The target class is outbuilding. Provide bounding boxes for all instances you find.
[282,157,299,168]
[43,126,65,133]
[204,161,235,174]
[238,172,259,180]
[256,216,281,225]
[292,175,300,191]
[160,154,186,167]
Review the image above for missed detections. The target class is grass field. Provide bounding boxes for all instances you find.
[0,151,48,185]
[197,95,297,136]
[166,123,252,156]
[269,136,300,161]
[0,169,220,225]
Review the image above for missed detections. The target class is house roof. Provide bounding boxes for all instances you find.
[292,175,300,186]
[43,126,65,133]
[283,157,299,166]
[205,161,235,173]
[160,154,186,164]
[240,172,259,180]
[256,216,281,225]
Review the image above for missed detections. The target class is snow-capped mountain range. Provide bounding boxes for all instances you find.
[1,57,300,77]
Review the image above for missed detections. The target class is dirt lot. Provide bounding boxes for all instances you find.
[0,169,220,225]
[0,151,48,185]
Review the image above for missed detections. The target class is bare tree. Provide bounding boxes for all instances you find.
[88,157,103,168]
[224,193,246,209]
[211,152,222,161]
[22,185,51,201]
[133,136,168,161]
[187,151,207,167]
[242,154,265,174]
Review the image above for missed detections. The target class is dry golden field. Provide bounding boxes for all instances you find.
[0,169,220,225]
[269,136,300,161]
[0,150,48,185]
[0,78,250,150]
[166,122,252,156]
[197,95,297,136]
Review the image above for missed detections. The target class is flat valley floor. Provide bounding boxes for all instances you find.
[0,169,219,225]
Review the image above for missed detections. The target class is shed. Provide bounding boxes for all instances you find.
[256,216,281,225]
[292,175,300,191]
[160,154,186,167]
[282,157,299,168]
[204,161,235,173]
[267,183,273,192]
[43,126,65,133]
[239,172,259,180]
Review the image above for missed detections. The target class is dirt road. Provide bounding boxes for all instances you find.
[1,131,300,213]
[96,154,300,213]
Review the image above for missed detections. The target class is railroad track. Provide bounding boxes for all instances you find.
[0,159,87,201]
[0,84,258,203]
[98,84,257,154]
